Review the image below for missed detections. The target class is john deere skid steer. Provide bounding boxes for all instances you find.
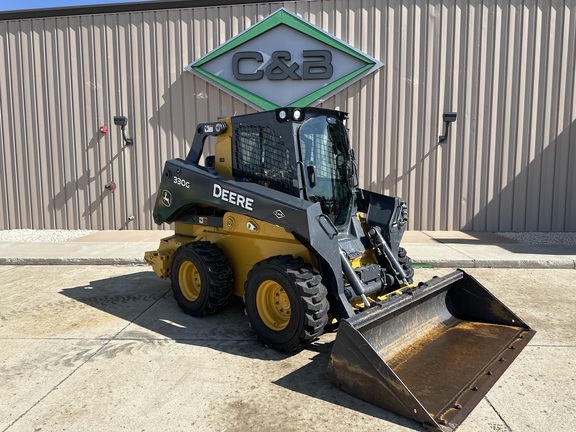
[145,107,534,431]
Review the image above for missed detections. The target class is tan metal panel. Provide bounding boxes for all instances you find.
[499,2,520,231]
[0,21,17,228]
[555,1,576,231]
[79,14,102,229]
[18,20,39,228]
[0,1,575,231]
[13,19,37,228]
[3,21,20,228]
[0,21,6,229]
[127,12,153,229]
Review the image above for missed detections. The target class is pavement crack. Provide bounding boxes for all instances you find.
[108,287,172,342]
[0,265,18,275]
[486,396,513,431]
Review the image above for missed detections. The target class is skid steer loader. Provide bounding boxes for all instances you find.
[145,107,534,431]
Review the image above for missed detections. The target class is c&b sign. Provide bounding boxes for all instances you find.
[185,8,383,110]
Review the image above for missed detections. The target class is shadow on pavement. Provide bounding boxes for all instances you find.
[275,343,424,431]
[60,270,423,431]
[60,271,280,359]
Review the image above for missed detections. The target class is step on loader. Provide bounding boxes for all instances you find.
[145,107,535,431]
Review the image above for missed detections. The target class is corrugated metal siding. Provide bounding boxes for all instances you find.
[1,0,575,231]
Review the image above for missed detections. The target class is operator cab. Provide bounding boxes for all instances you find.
[224,107,356,230]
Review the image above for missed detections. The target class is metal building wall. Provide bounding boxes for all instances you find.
[1,0,575,231]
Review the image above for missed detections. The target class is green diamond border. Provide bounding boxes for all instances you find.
[187,8,382,110]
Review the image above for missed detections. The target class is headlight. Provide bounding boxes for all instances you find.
[215,122,227,134]
[292,109,302,121]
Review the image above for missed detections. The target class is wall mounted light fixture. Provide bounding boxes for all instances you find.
[439,112,457,143]
[114,115,134,146]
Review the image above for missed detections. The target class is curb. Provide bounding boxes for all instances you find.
[0,258,149,265]
[1,257,575,269]
[414,258,576,269]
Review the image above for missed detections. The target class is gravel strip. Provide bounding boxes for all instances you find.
[497,232,576,246]
[0,229,96,242]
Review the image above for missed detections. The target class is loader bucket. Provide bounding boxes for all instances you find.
[326,270,535,431]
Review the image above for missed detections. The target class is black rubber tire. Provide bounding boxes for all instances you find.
[171,241,233,317]
[398,247,414,283]
[244,256,329,352]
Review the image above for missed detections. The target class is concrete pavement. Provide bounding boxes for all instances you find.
[1,265,575,432]
[1,230,575,268]
[1,231,575,431]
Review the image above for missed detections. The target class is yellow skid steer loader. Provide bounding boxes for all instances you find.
[145,107,534,431]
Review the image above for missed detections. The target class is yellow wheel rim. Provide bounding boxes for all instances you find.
[179,261,201,302]
[256,280,291,331]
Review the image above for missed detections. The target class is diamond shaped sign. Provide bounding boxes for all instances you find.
[185,8,383,110]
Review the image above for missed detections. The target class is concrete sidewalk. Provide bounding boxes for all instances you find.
[1,230,575,268]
